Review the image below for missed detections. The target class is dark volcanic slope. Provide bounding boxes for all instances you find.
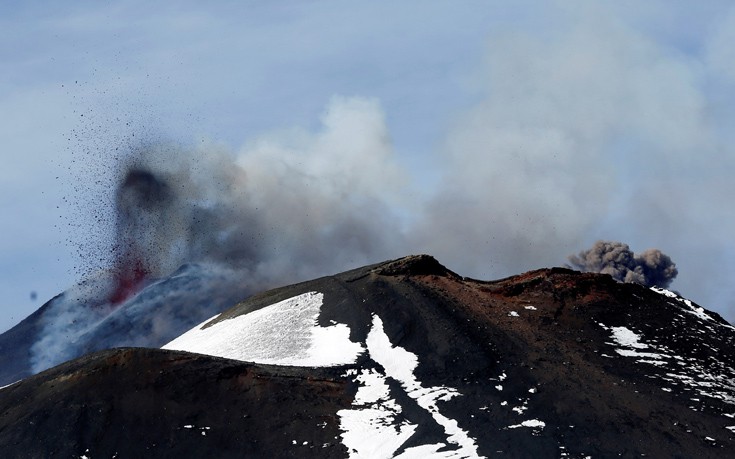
[0,348,354,458]
[0,297,55,386]
[0,263,249,386]
[1,255,734,458]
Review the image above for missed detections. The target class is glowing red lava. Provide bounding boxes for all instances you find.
[108,258,149,305]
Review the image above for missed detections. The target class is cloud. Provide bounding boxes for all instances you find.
[413,2,732,305]
[705,6,735,83]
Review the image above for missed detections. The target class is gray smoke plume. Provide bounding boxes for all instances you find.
[30,97,407,373]
[567,241,678,288]
[106,130,405,288]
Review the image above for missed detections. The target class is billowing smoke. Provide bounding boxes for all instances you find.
[30,96,407,372]
[567,241,678,288]
[104,96,405,286]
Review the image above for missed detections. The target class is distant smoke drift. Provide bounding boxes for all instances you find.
[567,241,678,288]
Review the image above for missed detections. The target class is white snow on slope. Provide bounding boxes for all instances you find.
[508,419,545,429]
[609,327,647,349]
[599,322,735,406]
[367,315,481,457]
[599,324,667,361]
[338,368,417,458]
[395,443,472,458]
[339,315,483,459]
[650,287,735,330]
[162,292,364,366]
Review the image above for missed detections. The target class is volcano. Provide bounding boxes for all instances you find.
[0,263,250,384]
[0,255,734,458]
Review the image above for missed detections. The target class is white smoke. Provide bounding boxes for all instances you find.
[415,3,716,280]
[97,94,406,287]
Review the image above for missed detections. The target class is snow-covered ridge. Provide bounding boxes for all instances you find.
[164,290,482,457]
[163,292,364,367]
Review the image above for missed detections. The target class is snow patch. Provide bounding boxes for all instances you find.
[395,444,461,458]
[609,327,647,349]
[508,419,545,429]
[366,315,481,458]
[599,322,735,406]
[614,349,667,359]
[600,324,667,362]
[339,315,483,458]
[163,292,364,366]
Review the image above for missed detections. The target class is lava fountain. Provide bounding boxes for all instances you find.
[109,168,175,304]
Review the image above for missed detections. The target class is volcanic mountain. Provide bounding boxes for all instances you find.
[0,263,250,386]
[1,255,734,458]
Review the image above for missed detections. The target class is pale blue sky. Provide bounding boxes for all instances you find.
[2,1,735,331]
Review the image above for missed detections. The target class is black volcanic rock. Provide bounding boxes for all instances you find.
[1,255,734,458]
[0,348,353,458]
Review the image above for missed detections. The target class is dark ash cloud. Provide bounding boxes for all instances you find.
[567,240,678,288]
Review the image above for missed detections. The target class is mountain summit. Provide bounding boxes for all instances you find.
[1,255,734,458]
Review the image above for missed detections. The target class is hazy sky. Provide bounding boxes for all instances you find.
[2,1,735,332]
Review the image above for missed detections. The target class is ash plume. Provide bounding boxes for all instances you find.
[109,169,178,303]
[104,96,405,286]
[30,97,406,372]
[567,241,678,288]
